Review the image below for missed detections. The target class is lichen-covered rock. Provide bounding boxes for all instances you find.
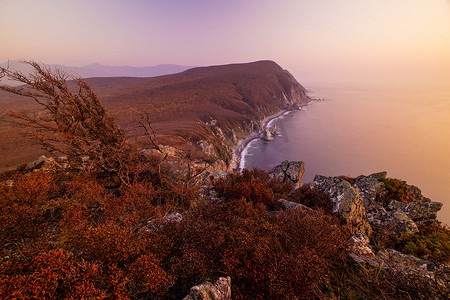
[183,277,231,300]
[165,212,183,222]
[353,172,387,206]
[313,175,371,235]
[366,206,418,235]
[348,231,374,256]
[269,160,305,188]
[277,198,311,211]
[349,248,449,299]
[24,155,68,172]
[386,200,443,224]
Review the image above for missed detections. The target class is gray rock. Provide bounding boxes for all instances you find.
[269,160,305,188]
[386,200,443,223]
[26,155,47,170]
[313,175,371,235]
[25,155,64,171]
[166,212,183,222]
[349,248,448,299]
[183,277,231,300]
[348,231,374,256]
[366,206,418,235]
[405,183,425,201]
[353,172,387,206]
[277,198,311,211]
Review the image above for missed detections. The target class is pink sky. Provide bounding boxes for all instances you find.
[1,0,449,86]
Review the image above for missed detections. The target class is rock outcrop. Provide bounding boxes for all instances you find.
[349,248,449,299]
[261,127,274,141]
[312,175,372,235]
[269,160,305,189]
[183,277,231,300]
[24,155,69,172]
[386,200,443,225]
[350,172,443,236]
[366,206,419,235]
[353,171,387,206]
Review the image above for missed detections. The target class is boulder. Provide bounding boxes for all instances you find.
[26,155,47,170]
[183,277,231,300]
[313,175,371,235]
[25,155,67,172]
[271,124,277,135]
[366,206,418,235]
[277,198,311,211]
[261,127,274,141]
[165,212,183,222]
[349,248,449,299]
[348,230,374,256]
[386,200,443,224]
[353,172,387,206]
[269,160,305,189]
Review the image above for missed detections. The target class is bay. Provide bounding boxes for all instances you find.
[242,83,450,224]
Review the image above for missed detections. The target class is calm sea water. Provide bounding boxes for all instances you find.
[242,83,450,224]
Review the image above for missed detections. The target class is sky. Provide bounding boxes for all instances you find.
[1,0,449,86]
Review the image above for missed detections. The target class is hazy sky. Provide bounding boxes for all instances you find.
[1,0,449,86]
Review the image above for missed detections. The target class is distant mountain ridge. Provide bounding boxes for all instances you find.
[0,60,195,86]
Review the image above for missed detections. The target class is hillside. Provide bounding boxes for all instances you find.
[0,60,309,171]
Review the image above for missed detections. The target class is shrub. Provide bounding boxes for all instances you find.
[0,246,128,299]
[393,223,450,263]
[0,172,67,248]
[379,178,414,204]
[287,184,334,213]
[166,198,348,299]
[213,168,292,210]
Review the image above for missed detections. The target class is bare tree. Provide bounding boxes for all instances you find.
[0,60,125,171]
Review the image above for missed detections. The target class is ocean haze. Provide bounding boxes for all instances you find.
[242,82,450,224]
[0,60,194,86]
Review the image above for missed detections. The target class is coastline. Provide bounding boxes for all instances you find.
[229,109,293,171]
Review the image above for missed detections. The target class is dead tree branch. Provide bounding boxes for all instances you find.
[0,60,125,171]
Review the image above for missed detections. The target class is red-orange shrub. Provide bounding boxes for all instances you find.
[0,172,64,248]
[0,246,127,299]
[287,185,334,214]
[213,168,292,210]
[166,198,348,299]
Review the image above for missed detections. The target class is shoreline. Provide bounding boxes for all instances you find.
[229,109,294,171]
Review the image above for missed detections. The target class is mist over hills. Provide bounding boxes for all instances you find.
[0,60,194,86]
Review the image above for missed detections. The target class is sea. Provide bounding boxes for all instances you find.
[241,82,450,225]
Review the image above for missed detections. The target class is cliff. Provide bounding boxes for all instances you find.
[0,60,310,171]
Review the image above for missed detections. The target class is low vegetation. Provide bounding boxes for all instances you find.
[394,223,450,263]
[379,177,415,204]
